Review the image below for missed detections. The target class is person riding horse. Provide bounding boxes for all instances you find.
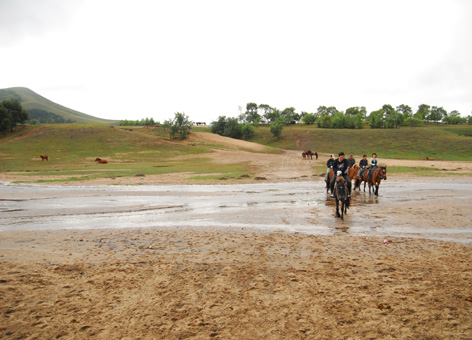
[358,154,368,181]
[367,152,379,182]
[329,152,352,198]
[347,154,356,168]
[325,154,335,182]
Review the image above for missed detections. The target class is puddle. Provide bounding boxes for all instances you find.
[1,179,471,243]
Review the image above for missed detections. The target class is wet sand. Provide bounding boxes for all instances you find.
[1,147,472,339]
[1,227,472,339]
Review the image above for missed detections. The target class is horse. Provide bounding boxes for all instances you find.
[354,166,369,191]
[334,173,350,220]
[302,150,318,160]
[40,154,48,162]
[326,168,334,193]
[95,157,108,164]
[367,166,387,196]
[426,157,434,161]
[349,164,359,188]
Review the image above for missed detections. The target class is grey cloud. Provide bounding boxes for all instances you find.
[0,0,82,46]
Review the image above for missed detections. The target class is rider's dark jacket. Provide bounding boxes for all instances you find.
[327,158,335,168]
[347,157,356,167]
[332,158,350,175]
[359,159,368,168]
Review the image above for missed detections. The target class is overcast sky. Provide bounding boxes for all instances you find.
[1,0,471,122]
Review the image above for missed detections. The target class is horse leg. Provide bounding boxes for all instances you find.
[375,184,379,196]
[335,199,341,218]
[340,201,344,220]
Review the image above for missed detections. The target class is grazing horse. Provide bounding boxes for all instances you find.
[368,166,387,196]
[302,150,318,160]
[95,157,108,164]
[40,154,48,162]
[334,174,350,220]
[349,164,360,188]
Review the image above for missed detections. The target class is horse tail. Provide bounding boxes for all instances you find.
[345,196,350,209]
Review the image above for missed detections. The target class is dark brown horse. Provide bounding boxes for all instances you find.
[355,167,369,191]
[40,154,48,162]
[334,175,350,220]
[95,157,108,164]
[368,166,387,196]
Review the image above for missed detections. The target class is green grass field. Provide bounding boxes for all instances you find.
[248,124,472,161]
[1,123,471,183]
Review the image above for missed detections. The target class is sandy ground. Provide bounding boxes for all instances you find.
[1,134,472,339]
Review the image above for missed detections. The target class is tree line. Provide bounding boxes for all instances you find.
[235,102,471,128]
[119,117,158,126]
[0,99,29,133]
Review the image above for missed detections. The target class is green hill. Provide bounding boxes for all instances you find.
[0,87,118,124]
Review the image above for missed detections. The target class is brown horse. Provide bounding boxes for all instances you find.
[302,150,318,160]
[326,168,334,193]
[355,167,369,191]
[40,154,48,162]
[349,164,359,188]
[334,175,350,220]
[368,166,387,196]
[95,157,108,164]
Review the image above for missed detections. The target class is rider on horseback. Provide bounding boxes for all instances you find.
[330,152,352,198]
[359,154,368,180]
[367,152,379,182]
[324,154,335,182]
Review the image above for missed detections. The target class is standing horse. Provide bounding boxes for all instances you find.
[302,150,318,160]
[334,174,350,220]
[368,166,387,196]
[40,154,48,162]
[355,167,369,191]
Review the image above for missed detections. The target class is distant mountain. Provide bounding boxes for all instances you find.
[0,87,118,124]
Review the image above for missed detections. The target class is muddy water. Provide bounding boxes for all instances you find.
[1,178,471,243]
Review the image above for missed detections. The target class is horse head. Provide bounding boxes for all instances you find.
[378,166,387,180]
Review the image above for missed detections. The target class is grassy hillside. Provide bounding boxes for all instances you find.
[0,87,118,124]
[247,124,472,161]
[0,125,252,182]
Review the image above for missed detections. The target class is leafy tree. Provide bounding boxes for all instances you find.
[317,114,332,128]
[241,123,255,140]
[223,117,242,139]
[443,110,465,124]
[302,113,316,125]
[317,106,338,117]
[0,98,29,132]
[243,102,260,125]
[211,116,227,135]
[346,106,367,119]
[396,104,412,124]
[383,104,398,128]
[368,109,384,128]
[281,107,298,124]
[0,105,12,132]
[428,106,447,124]
[263,107,280,123]
[163,112,193,140]
[270,119,284,140]
[415,104,430,121]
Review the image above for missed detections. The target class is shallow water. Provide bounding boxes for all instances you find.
[1,178,471,243]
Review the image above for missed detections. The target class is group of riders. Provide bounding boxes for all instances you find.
[325,152,379,198]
